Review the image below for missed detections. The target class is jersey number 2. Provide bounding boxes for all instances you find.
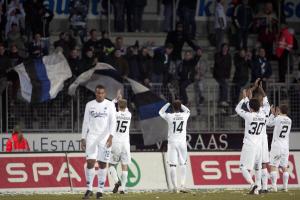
[173,121,183,133]
[116,120,128,133]
[279,125,288,138]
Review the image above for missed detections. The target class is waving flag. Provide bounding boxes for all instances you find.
[126,78,168,145]
[14,52,72,103]
[68,63,124,100]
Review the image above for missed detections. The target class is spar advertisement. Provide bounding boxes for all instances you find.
[0,153,167,192]
[1,152,300,192]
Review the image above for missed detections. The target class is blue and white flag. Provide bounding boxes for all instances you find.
[68,63,124,100]
[14,52,72,103]
[126,78,168,145]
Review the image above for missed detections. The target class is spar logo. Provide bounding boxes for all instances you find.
[127,158,141,187]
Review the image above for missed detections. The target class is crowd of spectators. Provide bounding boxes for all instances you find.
[0,0,299,115]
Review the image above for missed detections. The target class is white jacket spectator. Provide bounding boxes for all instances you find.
[5,4,25,38]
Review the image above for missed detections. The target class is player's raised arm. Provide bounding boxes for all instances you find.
[235,90,248,119]
[106,102,117,148]
[266,105,276,127]
[181,104,190,115]
[159,102,170,119]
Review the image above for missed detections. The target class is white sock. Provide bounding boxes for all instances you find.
[241,167,254,185]
[109,166,119,183]
[283,171,289,190]
[270,171,278,187]
[180,165,186,187]
[121,171,128,192]
[97,168,107,193]
[255,169,262,190]
[262,168,269,190]
[86,168,95,191]
[170,166,178,189]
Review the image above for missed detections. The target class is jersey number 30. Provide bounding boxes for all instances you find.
[173,121,183,133]
[116,120,128,133]
[248,122,264,135]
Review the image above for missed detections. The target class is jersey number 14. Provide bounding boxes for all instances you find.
[173,121,183,133]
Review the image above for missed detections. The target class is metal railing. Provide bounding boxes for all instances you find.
[3,82,300,133]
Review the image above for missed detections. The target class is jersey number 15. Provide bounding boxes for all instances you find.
[116,120,128,133]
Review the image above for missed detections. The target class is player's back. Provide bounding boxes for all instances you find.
[114,110,132,143]
[243,112,266,146]
[271,115,292,149]
[165,112,189,143]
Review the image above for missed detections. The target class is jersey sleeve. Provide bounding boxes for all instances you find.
[262,96,270,116]
[109,102,117,137]
[266,114,276,127]
[81,103,90,139]
[181,104,190,117]
[159,103,170,120]
[235,98,250,120]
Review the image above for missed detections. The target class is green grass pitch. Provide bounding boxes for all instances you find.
[1,189,300,200]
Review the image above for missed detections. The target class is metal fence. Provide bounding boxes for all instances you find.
[3,82,300,133]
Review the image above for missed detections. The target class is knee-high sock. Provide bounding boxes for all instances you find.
[283,172,289,190]
[262,168,269,190]
[121,171,128,192]
[270,171,278,187]
[180,165,186,187]
[109,166,119,183]
[98,168,107,193]
[86,168,95,191]
[170,166,178,189]
[255,169,262,190]
[241,167,254,185]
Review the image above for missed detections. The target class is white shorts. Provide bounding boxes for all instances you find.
[240,144,262,170]
[269,145,289,168]
[167,142,187,166]
[110,142,131,165]
[262,134,269,163]
[86,135,111,162]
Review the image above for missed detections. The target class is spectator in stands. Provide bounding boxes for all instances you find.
[162,0,174,32]
[193,47,207,110]
[126,45,140,81]
[138,47,153,87]
[276,24,294,82]
[7,23,26,57]
[251,47,272,90]
[177,0,197,39]
[214,0,227,52]
[112,0,125,32]
[178,50,194,105]
[0,1,5,41]
[132,0,147,32]
[5,3,25,38]
[81,47,97,71]
[69,0,89,43]
[232,48,252,105]
[98,31,115,53]
[255,2,278,59]
[36,2,53,54]
[54,32,77,57]
[83,29,101,56]
[29,33,47,58]
[233,0,253,49]
[9,44,23,67]
[107,49,129,77]
[0,43,11,94]
[67,47,82,77]
[115,36,126,55]
[23,0,42,40]
[152,43,173,84]
[6,125,30,152]
[213,43,231,107]
[165,22,197,61]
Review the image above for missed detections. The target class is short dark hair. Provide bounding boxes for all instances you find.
[249,99,260,112]
[165,43,174,49]
[279,104,288,114]
[172,100,182,112]
[90,29,97,35]
[95,85,105,91]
